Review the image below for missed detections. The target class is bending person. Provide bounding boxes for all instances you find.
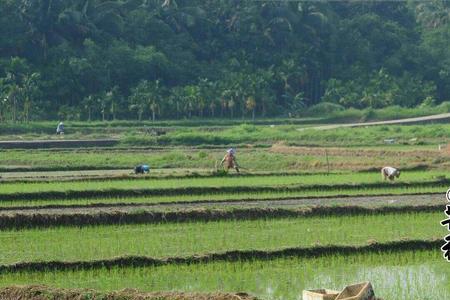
[381,166,400,181]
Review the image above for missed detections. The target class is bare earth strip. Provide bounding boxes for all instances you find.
[0,286,257,300]
[0,168,213,181]
[0,194,443,216]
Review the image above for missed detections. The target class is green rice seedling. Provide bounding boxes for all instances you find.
[0,140,444,173]
[0,171,446,195]
[0,250,446,300]
[0,185,444,208]
[0,212,443,265]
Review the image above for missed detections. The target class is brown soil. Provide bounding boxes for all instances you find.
[269,144,443,158]
[0,168,214,182]
[1,180,447,202]
[0,285,257,300]
[0,204,442,230]
[0,193,443,216]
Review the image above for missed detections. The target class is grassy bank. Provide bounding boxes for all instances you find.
[2,121,450,148]
[1,145,442,172]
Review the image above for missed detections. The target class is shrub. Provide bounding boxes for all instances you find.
[306,102,345,116]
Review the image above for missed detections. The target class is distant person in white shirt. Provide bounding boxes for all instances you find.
[56,122,64,135]
[381,166,400,181]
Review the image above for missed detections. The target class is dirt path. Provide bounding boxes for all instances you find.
[0,286,257,300]
[0,168,216,181]
[0,194,443,216]
[302,112,450,130]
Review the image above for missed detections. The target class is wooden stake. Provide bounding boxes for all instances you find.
[325,149,330,174]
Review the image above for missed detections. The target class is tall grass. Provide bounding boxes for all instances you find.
[132,123,450,147]
[3,116,450,147]
[0,145,438,172]
[305,102,450,122]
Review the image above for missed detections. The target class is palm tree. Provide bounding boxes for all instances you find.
[58,0,143,40]
[169,86,184,119]
[183,85,199,119]
[416,0,450,29]
[19,0,67,60]
[128,80,163,121]
[246,96,257,120]
[109,86,121,121]
[20,73,41,123]
[228,98,235,118]
[82,94,96,121]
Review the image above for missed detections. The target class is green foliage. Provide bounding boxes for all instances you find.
[0,1,449,121]
[322,70,437,109]
[306,102,344,115]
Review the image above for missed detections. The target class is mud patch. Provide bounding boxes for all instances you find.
[269,144,443,158]
[0,285,257,300]
[0,205,442,230]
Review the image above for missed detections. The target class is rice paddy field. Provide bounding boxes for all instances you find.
[0,122,449,299]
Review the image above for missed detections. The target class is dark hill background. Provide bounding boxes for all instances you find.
[1,0,450,121]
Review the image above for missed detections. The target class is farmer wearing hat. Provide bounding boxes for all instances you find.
[221,148,240,173]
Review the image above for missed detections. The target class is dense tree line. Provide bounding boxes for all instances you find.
[1,0,450,122]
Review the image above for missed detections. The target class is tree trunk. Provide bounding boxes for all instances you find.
[152,109,156,122]
[24,99,30,123]
[88,107,92,122]
[241,97,245,119]
[42,35,48,62]
[112,102,116,120]
[252,108,255,121]
[12,96,16,123]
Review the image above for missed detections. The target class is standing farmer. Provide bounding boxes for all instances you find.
[221,148,240,173]
[56,122,64,135]
[381,166,400,181]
